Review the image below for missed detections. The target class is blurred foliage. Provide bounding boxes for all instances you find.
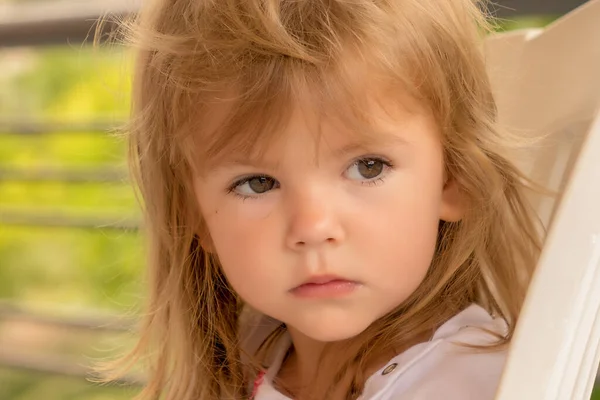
[0,131,126,167]
[0,45,139,399]
[0,227,143,308]
[0,45,137,312]
[0,46,131,122]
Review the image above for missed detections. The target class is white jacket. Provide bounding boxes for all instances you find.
[244,304,509,400]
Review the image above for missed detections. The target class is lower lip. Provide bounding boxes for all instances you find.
[290,280,360,298]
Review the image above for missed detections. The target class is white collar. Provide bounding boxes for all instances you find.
[254,304,507,400]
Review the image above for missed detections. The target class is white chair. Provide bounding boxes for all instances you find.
[485,1,600,399]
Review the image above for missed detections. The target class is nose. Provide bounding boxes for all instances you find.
[284,190,345,251]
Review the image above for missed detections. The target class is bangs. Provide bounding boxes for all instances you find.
[179,56,423,174]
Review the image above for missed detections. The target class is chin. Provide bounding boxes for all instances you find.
[295,321,371,342]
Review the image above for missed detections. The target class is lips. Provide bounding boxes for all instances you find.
[290,275,361,298]
[299,274,348,285]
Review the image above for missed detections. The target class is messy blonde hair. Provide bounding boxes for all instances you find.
[100,0,542,398]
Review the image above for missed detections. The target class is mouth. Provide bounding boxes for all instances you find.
[290,275,361,298]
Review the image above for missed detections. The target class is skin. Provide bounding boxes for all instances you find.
[193,92,464,396]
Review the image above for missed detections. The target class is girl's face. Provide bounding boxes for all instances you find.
[193,95,463,342]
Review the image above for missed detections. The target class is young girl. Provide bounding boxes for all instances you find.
[105,0,542,398]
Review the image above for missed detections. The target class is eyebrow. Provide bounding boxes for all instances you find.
[207,132,410,172]
[209,156,281,172]
[332,134,411,157]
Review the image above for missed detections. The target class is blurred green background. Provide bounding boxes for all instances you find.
[0,12,598,400]
[0,45,143,399]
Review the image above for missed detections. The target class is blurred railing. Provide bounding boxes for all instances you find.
[0,122,138,230]
[0,302,144,386]
[0,122,140,385]
[0,0,597,392]
[0,0,141,47]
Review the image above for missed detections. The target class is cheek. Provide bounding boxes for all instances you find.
[357,167,443,296]
[378,204,439,283]
[203,207,278,300]
[368,196,439,263]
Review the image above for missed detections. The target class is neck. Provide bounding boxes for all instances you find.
[276,327,385,399]
[276,326,429,399]
[279,326,326,393]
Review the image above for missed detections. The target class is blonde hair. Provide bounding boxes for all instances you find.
[99,0,543,398]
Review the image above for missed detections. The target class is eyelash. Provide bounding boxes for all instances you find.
[227,156,394,200]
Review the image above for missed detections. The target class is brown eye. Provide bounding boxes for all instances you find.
[247,176,277,193]
[357,159,385,179]
[230,174,280,198]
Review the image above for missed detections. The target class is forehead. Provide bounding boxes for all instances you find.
[185,77,433,173]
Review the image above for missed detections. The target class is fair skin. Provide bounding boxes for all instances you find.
[193,92,463,397]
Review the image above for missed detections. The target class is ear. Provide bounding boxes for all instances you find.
[439,177,465,222]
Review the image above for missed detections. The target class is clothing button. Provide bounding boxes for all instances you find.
[381,363,398,375]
